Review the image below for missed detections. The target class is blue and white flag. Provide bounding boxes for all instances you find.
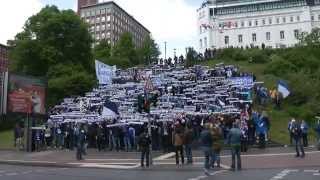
[95,60,116,85]
[278,80,290,98]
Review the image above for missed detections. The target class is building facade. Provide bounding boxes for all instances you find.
[197,0,320,52]
[78,1,150,48]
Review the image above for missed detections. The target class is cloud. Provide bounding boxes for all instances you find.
[0,0,43,45]
[110,0,198,57]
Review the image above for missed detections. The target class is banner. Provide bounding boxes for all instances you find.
[95,60,116,85]
[278,80,290,98]
[228,76,253,86]
[8,74,46,114]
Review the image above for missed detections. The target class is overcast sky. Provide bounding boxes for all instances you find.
[0,0,204,58]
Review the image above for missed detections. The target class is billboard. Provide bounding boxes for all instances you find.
[8,74,46,114]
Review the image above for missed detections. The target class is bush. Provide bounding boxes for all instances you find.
[248,49,270,63]
[264,55,297,76]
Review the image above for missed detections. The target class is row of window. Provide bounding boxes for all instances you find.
[218,15,301,29]
[224,30,300,45]
[215,0,306,15]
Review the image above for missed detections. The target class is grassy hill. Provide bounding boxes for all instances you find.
[197,47,319,145]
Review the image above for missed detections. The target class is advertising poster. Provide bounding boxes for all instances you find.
[8,74,46,114]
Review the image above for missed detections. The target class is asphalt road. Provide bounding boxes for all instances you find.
[0,164,319,180]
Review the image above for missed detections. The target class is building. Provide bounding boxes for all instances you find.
[78,0,98,14]
[197,0,320,52]
[78,0,150,48]
[0,44,9,115]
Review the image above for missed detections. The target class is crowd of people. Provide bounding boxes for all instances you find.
[12,62,320,172]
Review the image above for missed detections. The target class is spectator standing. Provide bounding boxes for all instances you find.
[200,124,213,175]
[76,125,86,160]
[138,130,151,167]
[292,120,305,158]
[228,122,242,171]
[211,123,223,168]
[184,124,194,164]
[300,120,309,147]
[314,119,320,150]
[173,126,185,165]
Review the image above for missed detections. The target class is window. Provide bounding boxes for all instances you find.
[297,16,300,21]
[276,18,280,24]
[225,36,229,45]
[282,17,286,23]
[241,21,244,27]
[238,35,243,43]
[255,20,258,26]
[269,18,272,24]
[280,31,285,39]
[210,8,214,16]
[266,32,271,41]
[200,39,203,48]
[249,21,252,26]
[294,29,299,39]
[235,22,238,28]
[262,19,265,25]
[252,33,257,42]
[318,14,320,20]
[311,15,315,21]
[290,16,294,22]
[107,15,111,22]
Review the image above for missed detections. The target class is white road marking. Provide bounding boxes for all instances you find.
[77,163,141,169]
[0,170,6,173]
[304,170,319,173]
[6,172,18,176]
[187,170,227,180]
[270,169,299,180]
[85,159,139,161]
[314,173,320,176]
[154,152,176,160]
[21,171,33,174]
[192,151,320,160]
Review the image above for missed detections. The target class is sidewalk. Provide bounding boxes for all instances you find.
[0,146,318,170]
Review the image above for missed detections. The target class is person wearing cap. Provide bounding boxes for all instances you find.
[228,122,242,171]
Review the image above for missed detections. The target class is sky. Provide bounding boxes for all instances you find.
[0,0,204,58]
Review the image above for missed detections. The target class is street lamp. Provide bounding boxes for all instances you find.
[164,41,167,60]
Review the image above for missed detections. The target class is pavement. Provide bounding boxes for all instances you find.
[0,146,319,180]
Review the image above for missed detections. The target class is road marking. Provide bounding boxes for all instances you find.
[21,171,33,174]
[75,163,141,169]
[85,158,139,161]
[0,170,6,173]
[270,169,299,180]
[187,170,227,180]
[314,173,320,176]
[304,170,319,173]
[6,172,18,176]
[193,151,320,159]
[154,152,176,160]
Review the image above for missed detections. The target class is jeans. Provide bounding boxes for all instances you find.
[175,145,184,165]
[211,150,221,167]
[202,147,212,170]
[141,148,150,167]
[185,144,193,164]
[295,138,305,157]
[124,136,131,151]
[231,145,241,170]
[302,133,308,147]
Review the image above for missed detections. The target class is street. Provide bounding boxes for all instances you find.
[0,164,318,180]
[0,147,319,180]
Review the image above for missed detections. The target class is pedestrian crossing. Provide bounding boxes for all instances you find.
[0,167,69,177]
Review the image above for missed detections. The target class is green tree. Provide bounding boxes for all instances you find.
[185,47,197,67]
[9,6,94,106]
[137,35,160,65]
[93,40,111,64]
[112,32,137,67]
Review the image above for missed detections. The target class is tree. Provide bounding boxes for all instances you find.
[299,28,320,47]
[93,40,111,64]
[112,32,137,66]
[137,35,160,65]
[185,47,198,67]
[9,6,94,106]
